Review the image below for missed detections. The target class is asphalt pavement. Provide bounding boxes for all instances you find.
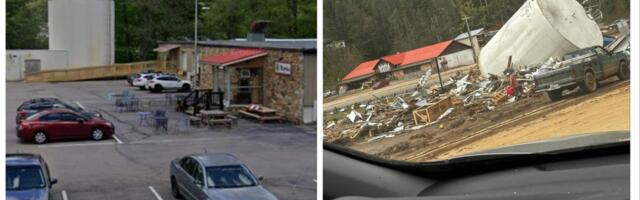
[6,80,317,200]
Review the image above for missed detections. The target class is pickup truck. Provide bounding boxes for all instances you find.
[533,46,629,101]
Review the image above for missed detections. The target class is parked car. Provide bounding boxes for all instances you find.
[170,153,278,200]
[147,75,192,93]
[128,70,159,86]
[17,109,115,144]
[16,98,102,124]
[533,45,629,101]
[7,153,57,200]
[132,73,158,90]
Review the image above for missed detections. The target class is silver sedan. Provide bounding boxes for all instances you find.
[170,153,278,200]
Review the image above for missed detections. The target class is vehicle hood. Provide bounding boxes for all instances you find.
[6,188,48,200]
[455,131,628,159]
[206,186,278,200]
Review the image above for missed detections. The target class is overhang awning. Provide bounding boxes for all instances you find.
[200,49,268,67]
[153,44,181,52]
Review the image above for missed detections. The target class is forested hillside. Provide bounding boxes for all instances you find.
[323,0,630,91]
[6,0,316,63]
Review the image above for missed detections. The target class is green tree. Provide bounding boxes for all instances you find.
[6,0,48,49]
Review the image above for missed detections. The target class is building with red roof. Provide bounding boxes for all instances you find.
[155,22,316,124]
[339,40,474,92]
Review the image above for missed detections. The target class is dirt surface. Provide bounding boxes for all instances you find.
[437,81,630,160]
[342,79,629,162]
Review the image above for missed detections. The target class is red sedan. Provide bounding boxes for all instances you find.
[17,109,115,144]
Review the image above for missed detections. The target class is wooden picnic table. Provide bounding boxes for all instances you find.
[200,110,232,128]
[239,105,283,123]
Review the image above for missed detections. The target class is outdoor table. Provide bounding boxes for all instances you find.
[200,110,231,128]
[254,107,277,116]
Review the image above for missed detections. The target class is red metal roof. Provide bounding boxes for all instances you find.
[341,40,454,81]
[399,40,452,66]
[200,49,268,65]
[381,53,405,65]
[341,59,379,81]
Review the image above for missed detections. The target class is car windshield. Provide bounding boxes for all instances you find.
[6,165,46,190]
[206,165,257,188]
[323,0,629,164]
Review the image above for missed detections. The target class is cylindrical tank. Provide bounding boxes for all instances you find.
[479,0,602,76]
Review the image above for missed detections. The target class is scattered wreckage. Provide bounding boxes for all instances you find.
[324,66,538,144]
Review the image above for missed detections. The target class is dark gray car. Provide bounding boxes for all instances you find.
[170,153,278,200]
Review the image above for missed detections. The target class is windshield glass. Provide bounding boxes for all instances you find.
[206,165,257,188]
[6,165,46,190]
[322,0,629,163]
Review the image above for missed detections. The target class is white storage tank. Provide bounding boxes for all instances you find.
[479,0,602,76]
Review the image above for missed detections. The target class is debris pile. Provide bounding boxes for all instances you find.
[324,67,538,144]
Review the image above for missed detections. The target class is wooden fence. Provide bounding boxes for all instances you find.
[24,61,181,83]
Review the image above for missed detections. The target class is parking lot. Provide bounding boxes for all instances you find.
[7,80,317,200]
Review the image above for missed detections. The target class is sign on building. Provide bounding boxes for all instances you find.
[275,62,292,75]
[377,62,391,73]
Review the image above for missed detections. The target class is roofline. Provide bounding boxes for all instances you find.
[158,40,316,51]
[340,74,374,84]
[200,52,269,67]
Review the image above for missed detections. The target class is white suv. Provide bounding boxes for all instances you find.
[132,73,157,90]
[147,75,192,93]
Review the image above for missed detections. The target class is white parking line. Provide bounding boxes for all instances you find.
[38,141,114,148]
[62,190,68,200]
[112,135,123,144]
[148,186,164,200]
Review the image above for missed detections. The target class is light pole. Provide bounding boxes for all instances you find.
[194,0,199,87]
[194,0,209,87]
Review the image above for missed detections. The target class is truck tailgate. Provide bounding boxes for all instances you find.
[534,67,576,92]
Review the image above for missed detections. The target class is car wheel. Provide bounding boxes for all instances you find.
[33,131,48,144]
[91,128,104,141]
[617,61,629,80]
[139,86,146,90]
[181,84,191,92]
[154,85,163,93]
[171,177,183,199]
[547,89,563,101]
[580,71,597,93]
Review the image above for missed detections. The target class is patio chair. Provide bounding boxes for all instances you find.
[136,111,152,127]
[152,109,168,132]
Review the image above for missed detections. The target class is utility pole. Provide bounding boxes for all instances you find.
[194,0,200,87]
[462,15,478,64]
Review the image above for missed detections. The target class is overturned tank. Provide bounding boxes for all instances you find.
[479,0,602,76]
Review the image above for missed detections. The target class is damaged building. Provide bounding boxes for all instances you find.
[339,40,475,93]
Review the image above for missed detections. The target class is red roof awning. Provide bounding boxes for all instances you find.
[341,40,454,82]
[200,49,268,66]
[153,44,180,52]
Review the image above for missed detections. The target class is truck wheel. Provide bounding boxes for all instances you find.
[547,89,563,101]
[580,71,597,93]
[617,61,629,80]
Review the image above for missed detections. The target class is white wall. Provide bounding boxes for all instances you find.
[48,0,114,68]
[6,50,69,81]
[438,49,474,69]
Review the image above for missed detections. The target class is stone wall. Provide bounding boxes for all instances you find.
[195,46,306,124]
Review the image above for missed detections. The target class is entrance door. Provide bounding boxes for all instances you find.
[233,68,262,105]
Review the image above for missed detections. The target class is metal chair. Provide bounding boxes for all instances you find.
[152,109,168,132]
